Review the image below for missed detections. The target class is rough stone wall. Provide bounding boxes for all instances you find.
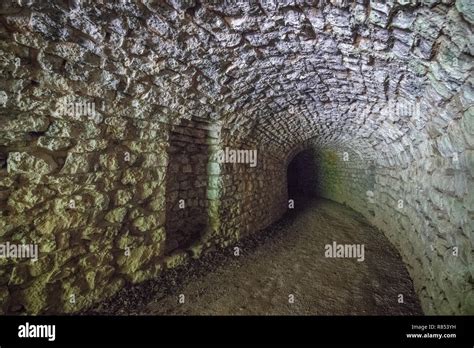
[0,0,206,313]
[298,99,473,314]
[165,119,211,253]
[211,135,288,246]
[303,132,473,315]
[225,151,287,238]
[0,0,472,314]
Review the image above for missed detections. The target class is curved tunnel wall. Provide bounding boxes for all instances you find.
[288,138,472,314]
[0,1,472,314]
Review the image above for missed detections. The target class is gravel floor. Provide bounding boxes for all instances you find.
[83,198,422,315]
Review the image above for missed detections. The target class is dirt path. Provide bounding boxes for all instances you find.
[87,198,422,315]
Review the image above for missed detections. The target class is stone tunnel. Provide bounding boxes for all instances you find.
[0,0,472,315]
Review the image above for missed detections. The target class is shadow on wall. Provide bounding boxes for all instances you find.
[165,119,211,254]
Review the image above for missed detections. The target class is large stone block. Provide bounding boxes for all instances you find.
[7,152,57,175]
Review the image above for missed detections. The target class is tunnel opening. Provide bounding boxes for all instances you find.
[287,149,320,203]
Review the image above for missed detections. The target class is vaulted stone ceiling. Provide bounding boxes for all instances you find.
[5,0,471,163]
[22,0,470,161]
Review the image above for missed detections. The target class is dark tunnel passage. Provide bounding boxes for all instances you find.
[287,149,320,200]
